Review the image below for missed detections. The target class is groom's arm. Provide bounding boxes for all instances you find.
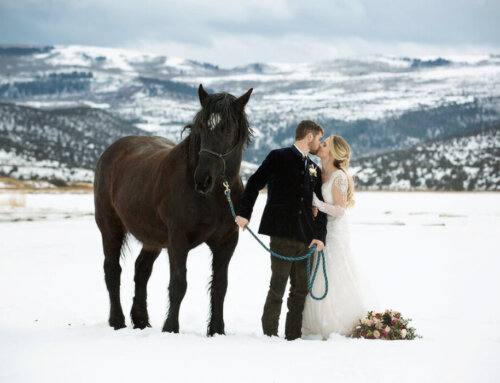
[236,150,277,222]
[312,169,327,244]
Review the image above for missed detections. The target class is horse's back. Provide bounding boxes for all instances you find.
[95,135,174,180]
[94,136,176,221]
[97,136,174,164]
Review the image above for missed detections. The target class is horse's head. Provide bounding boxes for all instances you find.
[191,84,253,194]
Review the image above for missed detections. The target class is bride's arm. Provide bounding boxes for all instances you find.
[312,183,346,217]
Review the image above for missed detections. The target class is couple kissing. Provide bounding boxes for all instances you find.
[235,120,367,341]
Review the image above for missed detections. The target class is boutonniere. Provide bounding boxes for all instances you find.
[308,164,317,181]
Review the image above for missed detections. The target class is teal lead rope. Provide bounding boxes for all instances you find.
[223,181,328,301]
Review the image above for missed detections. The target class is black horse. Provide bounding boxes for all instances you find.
[94,84,253,335]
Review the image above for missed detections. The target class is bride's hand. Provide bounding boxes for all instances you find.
[312,193,321,207]
[312,207,318,217]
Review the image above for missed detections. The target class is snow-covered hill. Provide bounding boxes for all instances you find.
[351,125,500,191]
[0,103,146,182]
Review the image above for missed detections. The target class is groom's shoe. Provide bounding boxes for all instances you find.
[285,319,302,340]
[262,317,279,337]
[263,331,279,338]
[285,312,302,340]
[285,333,301,341]
[285,305,304,340]
[284,321,302,340]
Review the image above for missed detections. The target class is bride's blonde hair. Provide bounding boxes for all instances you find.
[327,135,355,207]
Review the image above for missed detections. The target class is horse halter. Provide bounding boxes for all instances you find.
[198,143,240,182]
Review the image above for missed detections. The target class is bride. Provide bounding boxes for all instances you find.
[302,134,369,339]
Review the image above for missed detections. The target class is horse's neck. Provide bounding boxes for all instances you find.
[225,152,243,183]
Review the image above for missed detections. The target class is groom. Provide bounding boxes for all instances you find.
[235,120,327,340]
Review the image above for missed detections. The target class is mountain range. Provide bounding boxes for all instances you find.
[0,44,499,190]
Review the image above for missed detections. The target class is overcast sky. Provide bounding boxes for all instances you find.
[1,0,499,67]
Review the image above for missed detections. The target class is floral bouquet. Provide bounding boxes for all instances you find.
[352,310,421,340]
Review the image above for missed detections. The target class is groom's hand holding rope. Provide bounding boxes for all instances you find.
[230,199,327,300]
[235,216,249,231]
[309,239,324,252]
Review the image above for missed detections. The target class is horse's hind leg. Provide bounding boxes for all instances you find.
[206,231,238,336]
[131,247,161,329]
[101,231,126,330]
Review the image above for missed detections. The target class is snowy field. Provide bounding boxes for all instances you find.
[0,191,499,383]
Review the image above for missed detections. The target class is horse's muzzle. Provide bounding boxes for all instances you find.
[194,174,214,194]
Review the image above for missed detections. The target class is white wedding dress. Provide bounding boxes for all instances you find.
[302,169,369,339]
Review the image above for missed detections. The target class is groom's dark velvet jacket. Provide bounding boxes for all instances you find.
[237,145,327,245]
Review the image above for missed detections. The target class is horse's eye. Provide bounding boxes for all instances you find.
[207,113,221,130]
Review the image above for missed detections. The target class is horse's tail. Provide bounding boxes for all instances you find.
[94,140,128,258]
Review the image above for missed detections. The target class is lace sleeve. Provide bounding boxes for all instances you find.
[313,192,345,217]
[332,171,348,198]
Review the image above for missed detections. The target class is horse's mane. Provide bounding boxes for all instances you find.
[181,92,253,158]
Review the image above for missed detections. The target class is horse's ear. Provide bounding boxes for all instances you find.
[232,88,253,112]
[198,84,208,107]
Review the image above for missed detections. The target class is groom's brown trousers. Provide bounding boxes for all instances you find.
[262,236,310,340]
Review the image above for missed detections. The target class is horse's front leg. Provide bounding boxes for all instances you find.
[162,236,189,333]
[206,230,238,336]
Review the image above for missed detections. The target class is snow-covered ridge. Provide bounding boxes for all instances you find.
[32,45,221,76]
[351,125,500,191]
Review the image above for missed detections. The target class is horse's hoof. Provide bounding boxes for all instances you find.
[133,321,151,330]
[109,315,126,330]
[110,320,126,330]
[162,322,179,333]
[207,324,225,336]
[207,331,225,337]
[131,311,151,330]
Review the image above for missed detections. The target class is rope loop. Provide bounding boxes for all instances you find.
[224,188,328,300]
